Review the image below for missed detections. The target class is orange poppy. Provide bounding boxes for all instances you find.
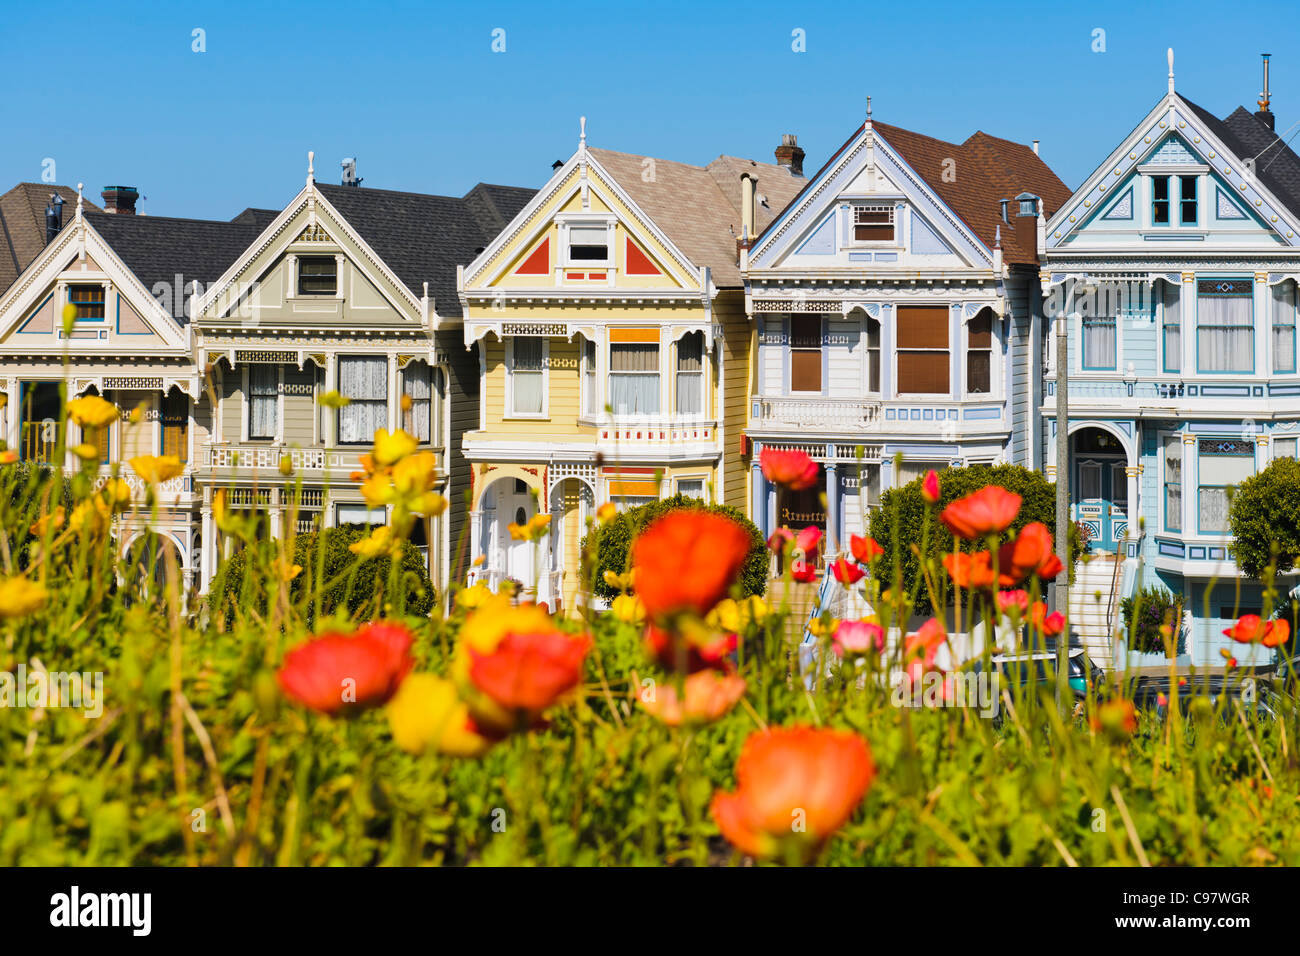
[849,534,884,564]
[760,448,819,491]
[640,670,747,727]
[943,550,995,590]
[277,621,414,716]
[632,511,752,621]
[939,486,1022,540]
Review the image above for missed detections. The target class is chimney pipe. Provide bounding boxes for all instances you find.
[740,173,756,245]
[45,194,65,244]
[1257,53,1275,130]
[774,134,804,176]
[101,185,138,215]
[1032,140,1040,156]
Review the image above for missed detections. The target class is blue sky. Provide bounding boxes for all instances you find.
[3,0,1299,220]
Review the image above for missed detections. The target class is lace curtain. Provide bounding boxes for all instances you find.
[402,363,432,441]
[609,343,660,415]
[1272,281,1296,373]
[339,356,388,444]
[675,333,703,416]
[248,365,278,440]
[511,338,544,415]
[1197,293,1253,372]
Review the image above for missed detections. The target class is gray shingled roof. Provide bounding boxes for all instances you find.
[0,183,100,294]
[317,182,536,315]
[1180,97,1300,224]
[85,209,278,324]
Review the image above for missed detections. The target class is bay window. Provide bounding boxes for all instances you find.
[1197,438,1254,534]
[1161,281,1181,373]
[1272,280,1296,373]
[1197,279,1253,373]
[338,355,387,444]
[402,362,434,442]
[609,336,660,415]
[508,337,546,416]
[1163,435,1182,533]
[675,331,704,416]
[896,306,949,394]
[967,311,992,393]
[789,315,822,393]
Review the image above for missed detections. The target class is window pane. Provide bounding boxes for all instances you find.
[402,363,432,441]
[1164,435,1182,532]
[249,366,278,440]
[1180,176,1197,225]
[298,257,337,295]
[513,372,544,414]
[898,351,950,393]
[610,343,658,372]
[896,307,949,348]
[967,351,991,393]
[968,313,992,349]
[1276,438,1298,459]
[1152,176,1170,224]
[338,356,387,443]
[1082,316,1116,368]
[790,349,821,392]
[513,337,545,371]
[1162,282,1181,372]
[609,373,659,414]
[569,226,608,260]
[676,332,703,371]
[1197,289,1253,372]
[1273,281,1296,373]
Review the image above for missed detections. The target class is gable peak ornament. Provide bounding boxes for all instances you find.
[1167,48,1175,95]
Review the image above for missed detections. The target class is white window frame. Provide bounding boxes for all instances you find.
[506,336,549,420]
[580,335,601,421]
[1160,431,1184,535]
[962,312,996,398]
[559,217,615,268]
[242,364,283,443]
[849,202,897,245]
[674,476,707,500]
[673,331,707,419]
[608,340,663,419]
[336,503,387,527]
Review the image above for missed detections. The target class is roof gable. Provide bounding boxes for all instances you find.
[0,183,100,294]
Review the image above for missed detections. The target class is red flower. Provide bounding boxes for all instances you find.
[943,550,995,590]
[760,448,819,491]
[468,630,592,723]
[904,618,947,682]
[646,624,738,674]
[1264,619,1291,648]
[1224,614,1291,648]
[632,511,752,621]
[795,525,823,561]
[996,522,1061,584]
[832,620,884,657]
[921,469,941,504]
[791,562,818,583]
[1030,601,1066,637]
[996,590,1030,615]
[277,621,414,715]
[1091,699,1137,738]
[830,556,865,585]
[640,670,746,727]
[711,726,875,863]
[939,486,1022,540]
[766,528,793,554]
[849,534,883,564]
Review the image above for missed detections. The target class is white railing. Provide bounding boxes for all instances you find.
[595,419,717,448]
[204,444,327,471]
[751,397,881,428]
[95,472,191,497]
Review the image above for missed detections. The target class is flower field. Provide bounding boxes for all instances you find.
[0,404,1297,867]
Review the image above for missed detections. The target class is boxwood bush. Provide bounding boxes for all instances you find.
[1229,456,1300,579]
[869,463,1080,616]
[584,494,767,602]
[217,524,435,621]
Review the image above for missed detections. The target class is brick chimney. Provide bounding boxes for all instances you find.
[774,134,804,176]
[101,186,139,215]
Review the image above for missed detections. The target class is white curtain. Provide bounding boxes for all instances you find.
[1273,282,1296,373]
[402,363,432,441]
[511,338,544,415]
[1198,447,1254,533]
[610,344,660,415]
[1197,294,1253,372]
[249,365,278,440]
[338,356,388,444]
[1162,282,1181,372]
[1082,316,1116,368]
[675,333,703,416]
[1163,435,1182,532]
[584,340,598,416]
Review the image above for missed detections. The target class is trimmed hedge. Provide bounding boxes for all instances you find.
[217,524,435,621]
[584,494,767,602]
[868,463,1080,617]
[1228,456,1300,579]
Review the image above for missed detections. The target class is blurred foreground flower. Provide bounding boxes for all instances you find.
[1224,613,1290,648]
[1092,698,1137,740]
[612,593,646,625]
[640,670,746,727]
[632,510,751,622]
[711,726,874,864]
[645,620,738,674]
[277,621,414,715]
[129,455,184,485]
[386,673,493,758]
[939,486,1021,540]
[508,513,551,542]
[921,469,941,504]
[0,575,48,619]
[832,619,884,657]
[66,395,119,429]
[759,448,818,491]
[348,524,402,559]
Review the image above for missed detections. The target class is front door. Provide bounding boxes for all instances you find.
[1076,458,1126,552]
[500,483,536,590]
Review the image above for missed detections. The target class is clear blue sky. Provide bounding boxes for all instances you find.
[3,0,1299,220]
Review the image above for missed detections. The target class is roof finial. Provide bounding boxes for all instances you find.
[75,182,84,219]
[1167,47,1175,95]
[307,150,315,187]
[579,116,587,150]
[866,95,872,122]
[994,224,1002,249]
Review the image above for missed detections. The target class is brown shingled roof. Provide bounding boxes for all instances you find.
[587,148,806,286]
[871,121,1071,266]
[0,183,101,293]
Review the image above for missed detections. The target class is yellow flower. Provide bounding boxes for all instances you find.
[272,558,303,582]
[129,455,184,485]
[386,673,493,758]
[457,582,493,610]
[596,501,618,524]
[30,507,65,537]
[61,303,77,334]
[0,575,48,619]
[509,513,551,543]
[99,478,132,511]
[0,449,17,466]
[371,428,418,467]
[128,404,145,425]
[612,593,646,625]
[67,498,111,535]
[71,443,100,461]
[602,568,637,593]
[278,455,294,477]
[348,524,401,559]
[807,616,839,639]
[66,395,119,429]
[317,390,350,409]
[708,595,769,632]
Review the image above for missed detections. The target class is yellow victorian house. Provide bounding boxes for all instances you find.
[457,120,805,610]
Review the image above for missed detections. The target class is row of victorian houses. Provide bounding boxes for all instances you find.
[0,53,1296,666]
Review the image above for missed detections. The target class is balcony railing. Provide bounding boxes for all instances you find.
[203,444,328,471]
[595,419,717,448]
[21,422,59,463]
[751,397,881,429]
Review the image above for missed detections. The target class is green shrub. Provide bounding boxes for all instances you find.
[218,524,435,621]
[583,494,767,602]
[869,463,1080,616]
[1120,584,1183,655]
[1229,457,1300,579]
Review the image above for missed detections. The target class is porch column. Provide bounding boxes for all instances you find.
[199,506,214,592]
[750,463,766,538]
[765,478,778,534]
[323,354,337,447]
[386,354,399,434]
[825,461,840,554]
[469,509,483,581]
[1125,465,1140,546]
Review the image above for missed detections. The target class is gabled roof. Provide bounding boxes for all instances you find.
[870,121,1071,266]
[0,183,100,294]
[85,209,278,323]
[317,182,537,313]
[1182,99,1300,223]
[587,148,806,286]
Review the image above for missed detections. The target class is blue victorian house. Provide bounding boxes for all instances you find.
[1043,52,1300,667]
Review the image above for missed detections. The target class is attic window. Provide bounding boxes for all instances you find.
[298,256,337,295]
[568,225,609,263]
[853,204,895,242]
[69,284,105,320]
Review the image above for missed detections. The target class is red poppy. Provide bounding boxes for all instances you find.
[711,726,875,863]
[760,448,819,491]
[791,562,818,583]
[832,620,884,657]
[468,629,592,726]
[939,486,1022,540]
[277,621,414,715]
[1091,699,1137,738]
[943,550,995,590]
[795,525,822,560]
[996,589,1030,615]
[632,511,752,621]
[849,534,883,564]
[645,624,738,673]
[921,469,941,504]
[1030,601,1066,637]
[640,670,747,727]
[1224,614,1291,648]
[830,556,865,585]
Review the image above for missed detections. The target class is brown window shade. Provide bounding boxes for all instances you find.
[69,284,105,319]
[853,206,895,242]
[854,224,894,241]
[896,307,950,348]
[789,315,821,348]
[898,352,950,393]
[790,349,822,392]
[968,313,992,348]
[161,392,189,463]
